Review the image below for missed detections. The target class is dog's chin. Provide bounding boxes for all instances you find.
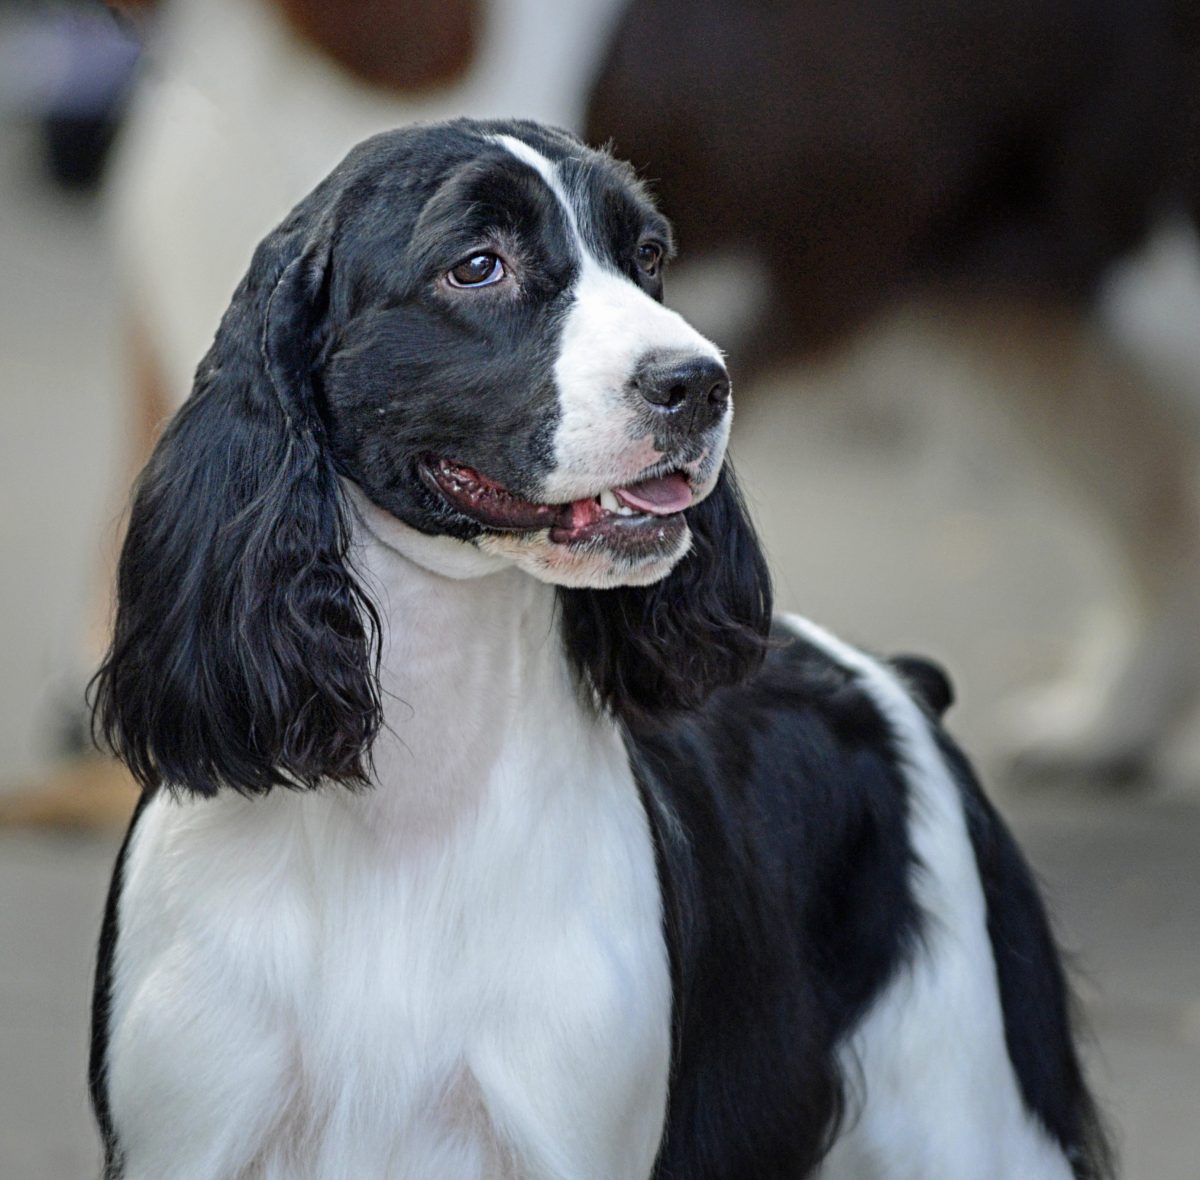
[476,518,693,589]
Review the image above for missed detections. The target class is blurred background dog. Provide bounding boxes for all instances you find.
[91,0,1200,788]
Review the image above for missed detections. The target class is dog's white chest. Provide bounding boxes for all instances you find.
[108,710,671,1180]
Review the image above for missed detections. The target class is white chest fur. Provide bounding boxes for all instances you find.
[105,513,672,1180]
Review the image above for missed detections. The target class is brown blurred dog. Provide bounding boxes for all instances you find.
[587,0,1200,780]
[87,0,1200,796]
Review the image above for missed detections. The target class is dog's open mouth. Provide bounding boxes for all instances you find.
[420,456,693,547]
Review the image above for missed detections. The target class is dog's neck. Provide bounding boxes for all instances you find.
[345,486,602,834]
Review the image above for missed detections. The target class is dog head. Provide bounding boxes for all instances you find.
[93,120,771,796]
[318,121,734,588]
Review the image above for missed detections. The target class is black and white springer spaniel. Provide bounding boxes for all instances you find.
[89,120,1110,1180]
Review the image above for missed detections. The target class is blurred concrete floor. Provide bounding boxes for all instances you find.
[1,117,1198,1177]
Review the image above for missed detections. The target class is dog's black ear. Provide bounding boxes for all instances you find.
[558,463,772,724]
[90,220,382,798]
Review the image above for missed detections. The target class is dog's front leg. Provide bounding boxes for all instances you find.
[96,794,301,1180]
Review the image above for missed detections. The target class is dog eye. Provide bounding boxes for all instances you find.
[447,253,505,288]
[636,241,663,278]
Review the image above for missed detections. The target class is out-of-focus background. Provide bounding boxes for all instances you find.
[2,0,1200,1175]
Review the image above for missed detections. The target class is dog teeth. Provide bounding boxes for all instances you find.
[597,489,638,516]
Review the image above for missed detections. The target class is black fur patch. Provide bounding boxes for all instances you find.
[627,633,922,1178]
[90,788,153,1178]
[619,629,1110,1179]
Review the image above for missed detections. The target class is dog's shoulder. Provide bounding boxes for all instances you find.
[628,615,1110,1180]
[625,610,940,1005]
[623,615,936,1175]
[627,612,951,825]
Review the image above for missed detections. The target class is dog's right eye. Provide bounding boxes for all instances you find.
[447,253,505,288]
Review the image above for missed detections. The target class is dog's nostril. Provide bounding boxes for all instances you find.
[708,378,730,405]
[665,382,689,408]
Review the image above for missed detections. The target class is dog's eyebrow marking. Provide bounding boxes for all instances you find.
[494,134,588,258]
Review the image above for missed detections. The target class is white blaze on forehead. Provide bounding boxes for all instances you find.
[494,134,729,504]
[495,133,588,252]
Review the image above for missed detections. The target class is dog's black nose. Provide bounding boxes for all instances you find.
[634,353,730,429]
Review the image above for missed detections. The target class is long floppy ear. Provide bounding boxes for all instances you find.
[90,224,382,798]
[558,463,772,725]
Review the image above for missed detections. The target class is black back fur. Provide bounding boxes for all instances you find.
[630,632,1111,1179]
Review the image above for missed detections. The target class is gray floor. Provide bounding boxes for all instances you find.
[2,115,1199,1177]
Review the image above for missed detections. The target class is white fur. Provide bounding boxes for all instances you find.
[777,615,1073,1180]
[104,507,672,1180]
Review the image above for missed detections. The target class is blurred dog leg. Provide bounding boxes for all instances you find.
[0,308,168,832]
[959,299,1200,781]
[0,757,138,830]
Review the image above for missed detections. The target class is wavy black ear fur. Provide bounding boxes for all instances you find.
[558,464,773,726]
[91,219,382,798]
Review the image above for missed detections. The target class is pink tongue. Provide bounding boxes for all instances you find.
[613,473,693,515]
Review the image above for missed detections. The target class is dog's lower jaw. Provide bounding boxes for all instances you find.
[477,520,693,589]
